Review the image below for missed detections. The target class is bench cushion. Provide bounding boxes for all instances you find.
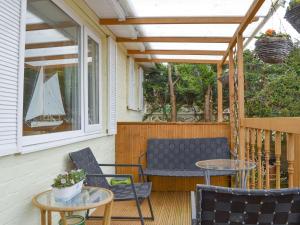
[146,137,230,171]
[144,168,235,177]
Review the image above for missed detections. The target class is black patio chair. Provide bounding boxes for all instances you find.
[69,147,154,225]
[191,184,300,225]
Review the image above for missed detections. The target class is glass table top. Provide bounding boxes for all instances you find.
[33,186,112,211]
[195,159,256,171]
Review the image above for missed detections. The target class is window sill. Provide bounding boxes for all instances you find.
[21,131,111,154]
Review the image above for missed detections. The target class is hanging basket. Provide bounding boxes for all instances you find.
[285,4,300,33]
[255,37,293,64]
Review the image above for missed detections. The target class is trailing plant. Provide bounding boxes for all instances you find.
[256,29,291,40]
[52,169,86,189]
[288,0,300,9]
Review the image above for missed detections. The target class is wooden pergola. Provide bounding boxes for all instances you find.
[100,0,266,160]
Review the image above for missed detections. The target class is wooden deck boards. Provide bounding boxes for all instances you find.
[87,191,191,225]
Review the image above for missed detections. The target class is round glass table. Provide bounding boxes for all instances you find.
[196,159,256,189]
[32,186,114,225]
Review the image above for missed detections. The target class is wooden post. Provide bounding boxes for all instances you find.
[250,129,256,189]
[217,63,223,122]
[257,129,262,189]
[168,63,177,122]
[287,133,295,188]
[246,128,250,188]
[229,49,235,150]
[275,131,281,189]
[237,33,245,160]
[264,130,270,189]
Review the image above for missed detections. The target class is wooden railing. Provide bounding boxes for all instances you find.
[241,117,300,189]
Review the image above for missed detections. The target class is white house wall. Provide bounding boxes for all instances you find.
[0,0,143,224]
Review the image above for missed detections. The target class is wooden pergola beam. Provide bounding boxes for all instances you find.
[135,58,227,64]
[25,54,78,62]
[25,63,78,70]
[127,50,226,55]
[25,41,76,49]
[100,17,259,25]
[117,37,232,43]
[221,0,266,64]
[26,22,75,31]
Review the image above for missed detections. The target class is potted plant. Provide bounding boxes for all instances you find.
[52,169,86,201]
[285,0,300,33]
[255,29,293,64]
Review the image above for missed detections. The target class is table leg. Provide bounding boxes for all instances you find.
[242,170,249,189]
[103,201,113,225]
[60,212,67,225]
[47,210,52,225]
[204,171,210,185]
[40,209,46,225]
[235,171,239,188]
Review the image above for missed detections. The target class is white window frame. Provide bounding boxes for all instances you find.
[84,27,102,133]
[20,0,104,152]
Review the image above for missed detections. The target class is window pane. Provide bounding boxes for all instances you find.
[87,37,100,125]
[23,0,81,136]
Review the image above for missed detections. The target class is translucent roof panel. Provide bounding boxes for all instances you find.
[148,43,229,51]
[153,55,223,60]
[138,24,239,37]
[124,0,257,17]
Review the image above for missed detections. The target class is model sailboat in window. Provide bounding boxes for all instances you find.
[25,67,66,128]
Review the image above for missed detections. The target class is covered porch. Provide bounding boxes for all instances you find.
[1,0,300,224]
[87,0,300,224]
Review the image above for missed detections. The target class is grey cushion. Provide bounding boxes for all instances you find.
[193,185,300,225]
[145,137,231,177]
[110,182,152,200]
[144,168,235,177]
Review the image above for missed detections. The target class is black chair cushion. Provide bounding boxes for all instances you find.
[110,182,152,200]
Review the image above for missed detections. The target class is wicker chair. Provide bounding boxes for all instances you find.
[69,148,154,225]
[192,185,300,225]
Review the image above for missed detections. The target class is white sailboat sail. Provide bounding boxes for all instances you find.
[43,73,65,116]
[25,68,65,128]
[25,68,44,121]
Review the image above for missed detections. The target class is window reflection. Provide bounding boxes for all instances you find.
[23,0,81,136]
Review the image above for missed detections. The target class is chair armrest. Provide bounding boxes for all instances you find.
[86,173,133,179]
[191,191,197,225]
[99,163,142,168]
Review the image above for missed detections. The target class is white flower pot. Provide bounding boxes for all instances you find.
[52,180,84,201]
